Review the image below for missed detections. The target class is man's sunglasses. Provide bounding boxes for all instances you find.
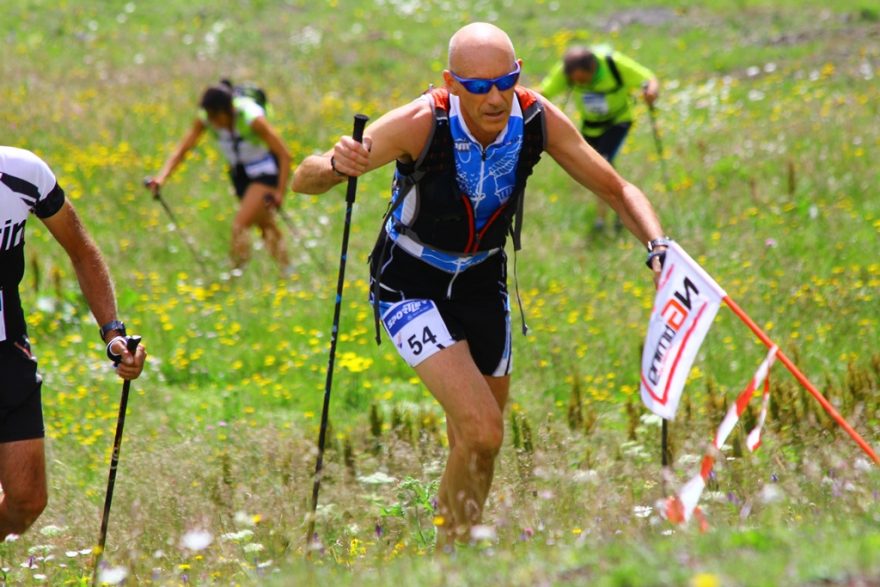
[450,62,521,95]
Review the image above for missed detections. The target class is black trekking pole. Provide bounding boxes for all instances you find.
[306,114,368,550]
[92,336,142,586]
[263,194,328,272]
[142,178,208,271]
[647,105,672,193]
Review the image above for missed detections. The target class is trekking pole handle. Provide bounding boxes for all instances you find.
[345,115,369,204]
[352,114,368,143]
[125,336,142,355]
[143,177,161,200]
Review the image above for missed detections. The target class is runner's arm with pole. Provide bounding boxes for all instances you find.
[41,200,147,371]
[39,197,148,579]
[144,119,209,270]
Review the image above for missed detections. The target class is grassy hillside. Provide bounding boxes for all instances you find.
[1,0,879,584]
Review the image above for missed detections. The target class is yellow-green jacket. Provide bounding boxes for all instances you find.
[539,45,655,137]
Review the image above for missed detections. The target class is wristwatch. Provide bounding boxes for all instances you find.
[99,320,126,341]
[645,237,672,269]
[646,237,672,252]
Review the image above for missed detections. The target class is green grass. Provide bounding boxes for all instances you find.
[1,0,879,584]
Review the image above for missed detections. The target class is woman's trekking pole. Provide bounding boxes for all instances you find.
[142,178,208,271]
[263,194,328,272]
[306,114,369,549]
[92,336,142,586]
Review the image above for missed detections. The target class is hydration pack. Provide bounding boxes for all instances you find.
[220,78,268,108]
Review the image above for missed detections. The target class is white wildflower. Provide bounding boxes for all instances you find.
[98,566,128,585]
[633,505,653,518]
[180,529,213,551]
[758,484,783,504]
[220,530,254,543]
[356,471,397,485]
[234,511,257,527]
[470,525,497,542]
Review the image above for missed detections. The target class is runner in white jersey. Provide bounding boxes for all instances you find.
[146,81,293,274]
[294,23,670,548]
[0,146,146,539]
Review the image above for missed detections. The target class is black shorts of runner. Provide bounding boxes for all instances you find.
[0,337,45,443]
[583,121,632,164]
[229,156,279,199]
[370,234,512,376]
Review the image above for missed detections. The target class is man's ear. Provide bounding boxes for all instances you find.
[442,70,457,95]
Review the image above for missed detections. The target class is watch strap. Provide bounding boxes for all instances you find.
[100,320,126,341]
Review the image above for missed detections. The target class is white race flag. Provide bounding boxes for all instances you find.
[640,242,727,420]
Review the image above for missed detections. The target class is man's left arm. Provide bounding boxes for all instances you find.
[541,96,667,276]
[41,201,145,379]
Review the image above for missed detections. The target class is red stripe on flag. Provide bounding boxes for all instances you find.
[699,454,714,481]
[641,301,711,406]
[657,302,710,404]
[657,263,676,291]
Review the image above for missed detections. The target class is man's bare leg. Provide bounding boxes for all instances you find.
[0,438,47,539]
[414,341,509,547]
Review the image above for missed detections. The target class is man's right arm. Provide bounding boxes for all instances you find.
[291,99,433,195]
[147,118,205,194]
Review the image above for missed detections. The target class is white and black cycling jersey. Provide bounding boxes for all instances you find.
[0,146,66,342]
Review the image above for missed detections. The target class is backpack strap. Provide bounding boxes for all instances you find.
[605,54,624,92]
[510,88,546,252]
[508,88,546,336]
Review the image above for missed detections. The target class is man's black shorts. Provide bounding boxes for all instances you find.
[0,337,45,443]
[370,235,512,377]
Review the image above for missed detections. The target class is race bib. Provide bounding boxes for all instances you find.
[244,154,278,178]
[582,92,610,116]
[0,289,6,342]
[382,299,455,368]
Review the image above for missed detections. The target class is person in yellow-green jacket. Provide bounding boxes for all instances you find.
[540,45,659,232]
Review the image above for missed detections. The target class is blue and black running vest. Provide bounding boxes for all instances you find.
[370,87,546,342]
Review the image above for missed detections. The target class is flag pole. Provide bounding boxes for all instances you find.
[661,419,670,467]
[722,295,879,464]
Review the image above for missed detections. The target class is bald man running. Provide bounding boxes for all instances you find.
[293,23,669,548]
